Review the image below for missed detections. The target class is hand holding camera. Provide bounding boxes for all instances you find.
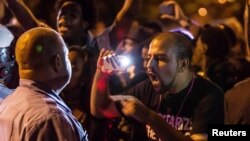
[97,49,131,74]
[103,55,130,72]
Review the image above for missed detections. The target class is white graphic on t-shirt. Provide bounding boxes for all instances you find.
[146,113,192,141]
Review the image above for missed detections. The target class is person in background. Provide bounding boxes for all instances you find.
[4,0,140,88]
[59,46,95,139]
[159,0,201,37]
[4,0,139,50]
[110,23,153,94]
[224,78,250,125]
[0,27,88,141]
[224,0,250,125]
[91,31,224,141]
[224,78,250,124]
[0,24,15,102]
[104,23,157,141]
[196,25,239,91]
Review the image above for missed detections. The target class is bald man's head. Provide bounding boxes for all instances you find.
[16,27,65,70]
[15,27,71,92]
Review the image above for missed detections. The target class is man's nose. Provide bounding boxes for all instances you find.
[147,57,156,69]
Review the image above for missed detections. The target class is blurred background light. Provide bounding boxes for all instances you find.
[198,7,208,17]
[218,0,227,4]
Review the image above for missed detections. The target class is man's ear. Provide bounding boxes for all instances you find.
[202,43,208,53]
[50,54,61,73]
[178,58,190,73]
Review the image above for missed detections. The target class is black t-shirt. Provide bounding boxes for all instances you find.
[119,75,224,141]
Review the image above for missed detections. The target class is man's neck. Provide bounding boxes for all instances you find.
[169,71,194,94]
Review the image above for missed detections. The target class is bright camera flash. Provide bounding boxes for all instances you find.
[119,56,131,67]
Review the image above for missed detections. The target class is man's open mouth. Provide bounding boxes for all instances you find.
[148,70,161,88]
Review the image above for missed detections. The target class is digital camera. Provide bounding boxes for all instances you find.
[103,55,131,72]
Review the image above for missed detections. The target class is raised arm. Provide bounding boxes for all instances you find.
[160,0,201,38]
[109,0,140,49]
[115,0,139,23]
[4,0,45,30]
[90,49,120,118]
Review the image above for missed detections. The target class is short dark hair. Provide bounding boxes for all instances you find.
[171,31,194,62]
[218,24,237,47]
[200,26,231,58]
[55,0,97,29]
[68,45,88,64]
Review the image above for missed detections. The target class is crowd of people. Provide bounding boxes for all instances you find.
[0,0,250,141]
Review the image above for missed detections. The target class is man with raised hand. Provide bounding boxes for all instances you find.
[91,31,224,141]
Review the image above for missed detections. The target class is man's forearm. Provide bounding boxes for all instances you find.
[5,0,40,30]
[146,110,193,141]
[90,70,116,118]
[116,0,139,22]
[109,0,139,49]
